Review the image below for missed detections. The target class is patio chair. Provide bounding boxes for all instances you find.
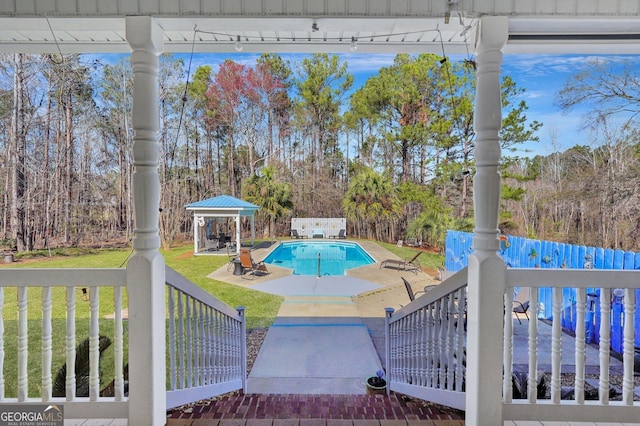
[330,229,346,239]
[380,251,422,274]
[204,237,219,251]
[238,248,269,279]
[512,286,530,324]
[291,229,307,239]
[402,277,435,302]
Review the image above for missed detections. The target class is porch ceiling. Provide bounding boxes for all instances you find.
[0,0,638,55]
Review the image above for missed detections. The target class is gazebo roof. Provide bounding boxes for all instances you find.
[185,195,259,215]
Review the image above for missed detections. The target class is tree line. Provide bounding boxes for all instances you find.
[0,52,637,253]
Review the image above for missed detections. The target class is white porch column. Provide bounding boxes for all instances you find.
[125,16,166,426]
[466,16,508,426]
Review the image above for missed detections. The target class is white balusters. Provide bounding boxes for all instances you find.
[400,314,408,384]
[238,306,247,393]
[164,274,247,409]
[426,304,435,387]
[204,305,211,385]
[0,286,4,400]
[439,298,448,388]
[197,303,203,385]
[213,309,221,383]
[574,288,586,403]
[455,288,466,392]
[416,310,423,385]
[551,287,563,404]
[193,299,200,387]
[168,287,176,390]
[114,286,124,401]
[222,314,229,382]
[66,286,76,400]
[598,289,611,404]
[386,288,467,395]
[177,291,185,389]
[17,287,27,401]
[622,288,636,405]
[527,287,539,403]
[445,294,456,390]
[41,287,53,401]
[186,295,192,388]
[89,286,99,400]
[387,267,640,421]
[410,311,418,385]
[503,289,514,402]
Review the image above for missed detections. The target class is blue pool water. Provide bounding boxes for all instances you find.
[262,241,375,276]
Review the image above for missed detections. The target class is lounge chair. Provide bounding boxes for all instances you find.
[380,251,423,274]
[291,229,307,239]
[330,229,346,239]
[238,248,269,279]
[406,238,421,247]
[512,286,530,324]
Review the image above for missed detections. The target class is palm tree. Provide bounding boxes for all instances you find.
[342,168,402,241]
[243,166,293,237]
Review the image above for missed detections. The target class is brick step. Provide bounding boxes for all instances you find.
[166,392,465,425]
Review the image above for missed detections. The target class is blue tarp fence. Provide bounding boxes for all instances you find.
[445,230,640,355]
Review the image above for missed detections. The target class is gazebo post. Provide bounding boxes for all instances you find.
[250,214,256,247]
[193,214,199,254]
[235,214,241,253]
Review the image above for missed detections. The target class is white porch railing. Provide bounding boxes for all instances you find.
[386,267,640,422]
[165,266,246,410]
[503,269,640,423]
[0,265,247,420]
[385,267,468,411]
[0,268,129,419]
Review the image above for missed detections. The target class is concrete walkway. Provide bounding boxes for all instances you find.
[247,294,383,394]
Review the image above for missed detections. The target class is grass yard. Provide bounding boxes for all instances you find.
[162,245,283,329]
[0,243,283,398]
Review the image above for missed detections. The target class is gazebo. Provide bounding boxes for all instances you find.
[185,195,259,255]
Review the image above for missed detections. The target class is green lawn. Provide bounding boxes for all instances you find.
[162,245,282,329]
[0,243,283,398]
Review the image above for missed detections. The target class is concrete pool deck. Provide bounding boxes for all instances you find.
[207,239,439,300]
[207,239,439,394]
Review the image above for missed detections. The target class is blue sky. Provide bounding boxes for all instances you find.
[96,52,640,157]
[188,52,640,157]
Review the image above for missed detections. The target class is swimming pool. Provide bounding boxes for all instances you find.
[263,241,375,276]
